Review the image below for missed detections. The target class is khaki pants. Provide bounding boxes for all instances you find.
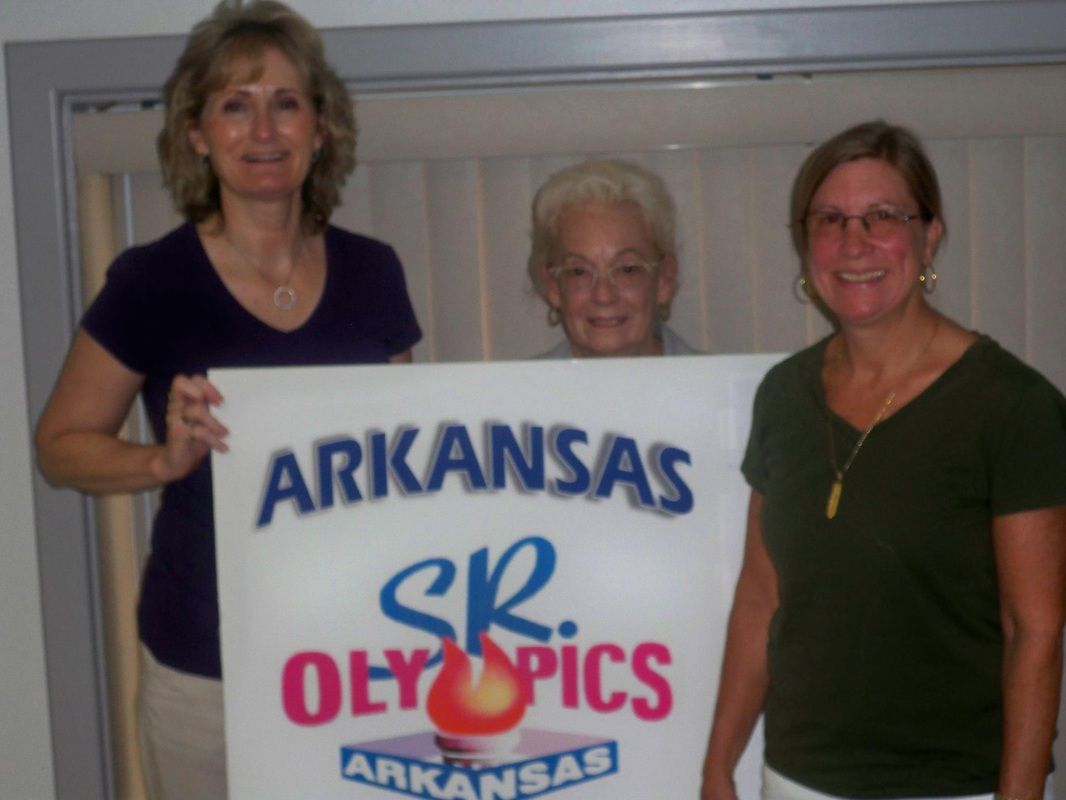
[137,646,227,800]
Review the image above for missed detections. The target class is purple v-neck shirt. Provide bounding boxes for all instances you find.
[82,222,421,677]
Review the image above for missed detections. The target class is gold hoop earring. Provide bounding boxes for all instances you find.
[547,306,561,327]
[918,265,938,295]
[793,273,815,305]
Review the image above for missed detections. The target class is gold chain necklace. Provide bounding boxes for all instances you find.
[825,391,895,519]
[223,231,305,311]
[823,317,941,520]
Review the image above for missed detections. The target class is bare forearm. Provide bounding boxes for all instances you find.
[992,505,1066,799]
[701,600,771,797]
[702,492,777,800]
[998,629,1063,798]
[37,430,170,494]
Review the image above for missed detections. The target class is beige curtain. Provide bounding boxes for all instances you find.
[329,135,1066,390]
[72,66,1066,386]
[78,174,148,800]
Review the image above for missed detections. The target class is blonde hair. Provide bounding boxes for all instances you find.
[156,0,356,232]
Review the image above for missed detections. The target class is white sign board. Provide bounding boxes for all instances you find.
[212,355,779,799]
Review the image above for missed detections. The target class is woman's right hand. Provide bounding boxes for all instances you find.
[153,374,228,483]
[699,773,739,800]
[36,332,227,494]
[700,492,777,800]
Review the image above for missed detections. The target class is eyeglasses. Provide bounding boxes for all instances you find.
[803,208,925,241]
[548,259,660,293]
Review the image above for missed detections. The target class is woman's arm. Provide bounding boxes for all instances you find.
[389,349,413,364]
[994,504,1066,799]
[35,330,226,494]
[701,491,779,800]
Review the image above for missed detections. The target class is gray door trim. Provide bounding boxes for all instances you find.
[9,3,1066,797]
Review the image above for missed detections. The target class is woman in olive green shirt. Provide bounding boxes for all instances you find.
[701,121,1066,800]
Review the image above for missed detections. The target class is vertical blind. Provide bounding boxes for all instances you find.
[111,135,1066,389]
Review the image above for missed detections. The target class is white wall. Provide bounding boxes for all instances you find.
[0,2,1012,798]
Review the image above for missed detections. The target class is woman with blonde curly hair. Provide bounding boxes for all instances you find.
[35,2,421,796]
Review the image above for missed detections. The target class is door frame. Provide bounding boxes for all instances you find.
[9,3,1066,796]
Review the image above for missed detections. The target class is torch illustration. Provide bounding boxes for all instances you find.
[426,633,527,766]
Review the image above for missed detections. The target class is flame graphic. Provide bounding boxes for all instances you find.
[427,634,527,735]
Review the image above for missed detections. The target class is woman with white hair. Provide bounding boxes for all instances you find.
[528,158,698,358]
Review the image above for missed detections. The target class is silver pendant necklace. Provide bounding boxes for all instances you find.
[224,231,304,311]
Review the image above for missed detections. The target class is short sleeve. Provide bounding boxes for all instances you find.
[80,251,156,374]
[377,244,422,356]
[325,229,422,357]
[741,375,771,493]
[988,377,1066,516]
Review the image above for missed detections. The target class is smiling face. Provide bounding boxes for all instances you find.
[543,201,677,358]
[805,158,942,329]
[188,47,323,211]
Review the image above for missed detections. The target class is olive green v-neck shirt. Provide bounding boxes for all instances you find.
[744,335,1066,797]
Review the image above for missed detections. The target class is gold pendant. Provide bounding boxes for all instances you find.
[826,478,842,519]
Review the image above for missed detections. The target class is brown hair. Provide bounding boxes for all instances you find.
[789,120,945,258]
[156,0,355,232]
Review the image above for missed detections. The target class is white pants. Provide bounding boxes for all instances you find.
[763,764,1055,800]
[137,646,227,800]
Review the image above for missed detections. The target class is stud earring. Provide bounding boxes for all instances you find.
[918,265,938,295]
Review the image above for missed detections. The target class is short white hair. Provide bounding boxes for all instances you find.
[527,159,677,298]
